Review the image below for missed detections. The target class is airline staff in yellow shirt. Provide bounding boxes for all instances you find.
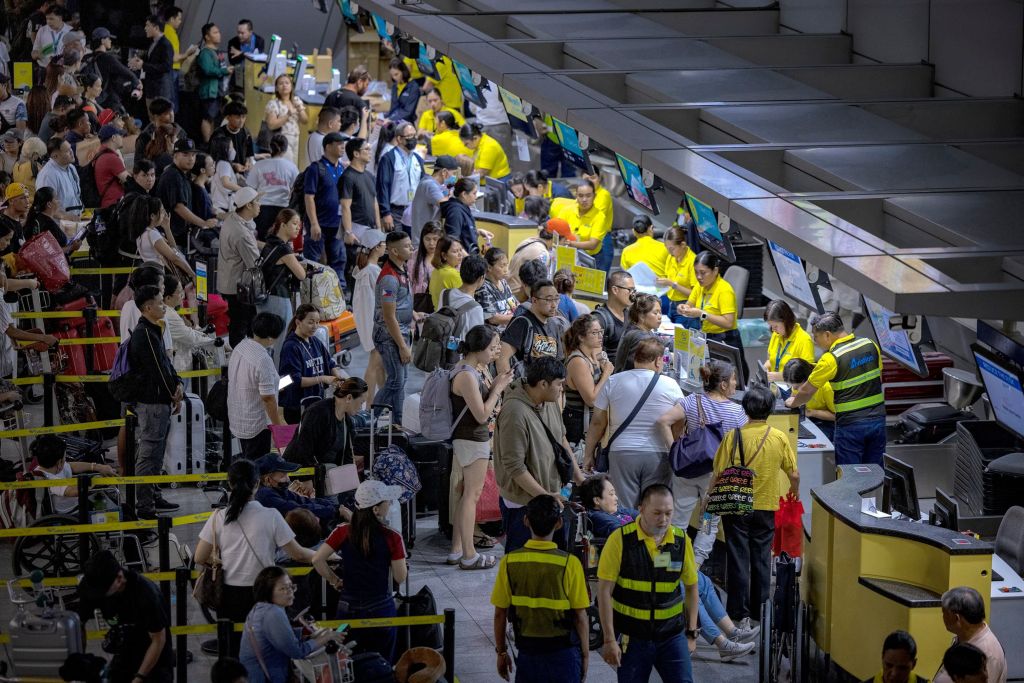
[459,123,511,182]
[510,170,573,216]
[680,251,747,383]
[429,112,472,158]
[583,171,615,272]
[658,226,698,326]
[422,56,464,114]
[619,215,670,277]
[416,90,465,138]
[763,300,815,381]
[783,358,836,441]
[550,181,610,270]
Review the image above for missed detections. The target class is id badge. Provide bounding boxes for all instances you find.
[653,552,671,569]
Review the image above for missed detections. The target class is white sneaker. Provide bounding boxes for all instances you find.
[731,623,761,644]
[718,638,755,662]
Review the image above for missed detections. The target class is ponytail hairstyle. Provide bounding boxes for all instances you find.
[458,122,484,143]
[695,250,722,273]
[457,323,497,357]
[699,359,736,395]
[287,303,320,335]
[553,267,576,295]
[453,177,477,202]
[524,169,549,192]
[632,214,653,235]
[435,110,457,132]
[225,459,259,524]
[626,293,660,326]
[333,377,368,400]
[27,186,57,227]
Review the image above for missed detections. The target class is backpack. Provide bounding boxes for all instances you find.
[206,378,229,422]
[77,149,112,209]
[669,395,725,478]
[87,192,141,266]
[396,585,444,650]
[288,161,326,220]
[237,256,269,306]
[418,366,472,441]
[370,445,421,503]
[412,289,477,372]
[180,50,201,92]
[107,338,140,402]
[300,267,345,320]
[705,427,772,516]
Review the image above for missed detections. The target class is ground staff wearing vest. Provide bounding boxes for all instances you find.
[786,312,886,465]
[597,484,700,683]
[491,495,590,682]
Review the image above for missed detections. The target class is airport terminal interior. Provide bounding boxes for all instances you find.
[0,0,1023,681]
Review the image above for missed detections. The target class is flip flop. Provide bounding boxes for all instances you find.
[459,553,497,570]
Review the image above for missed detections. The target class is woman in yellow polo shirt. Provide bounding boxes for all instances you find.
[459,123,511,182]
[428,235,466,309]
[550,181,610,271]
[620,214,670,277]
[680,251,747,382]
[762,300,815,382]
[658,226,698,327]
[416,90,465,138]
[430,112,472,158]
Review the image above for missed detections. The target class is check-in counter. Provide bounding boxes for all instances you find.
[805,464,993,680]
[474,212,539,254]
[242,55,324,169]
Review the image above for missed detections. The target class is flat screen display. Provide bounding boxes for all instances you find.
[370,13,392,43]
[550,117,594,174]
[768,240,823,313]
[615,153,660,215]
[452,59,486,108]
[497,86,537,139]
[862,295,928,377]
[338,0,363,31]
[972,345,1024,441]
[416,50,440,80]
[684,193,735,261]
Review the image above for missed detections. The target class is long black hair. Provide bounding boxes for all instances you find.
[225,459,258,524]
[26,186,57,228]
[349,506,386,557]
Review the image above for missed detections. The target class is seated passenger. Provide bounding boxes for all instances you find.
[254,453,348,532]
[33,434,115,514]
[284,378,367,468]
[863,630,928,683]
[577,474,638,541]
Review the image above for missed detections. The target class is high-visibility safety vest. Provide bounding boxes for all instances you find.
[610,522,687,640]
[828,336,885,424]
[506,545,575,652]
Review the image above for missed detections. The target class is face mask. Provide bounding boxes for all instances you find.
[404,137,417,151]
[275,480,289,491]
[444,175,456,187]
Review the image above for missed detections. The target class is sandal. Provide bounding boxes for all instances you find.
[445,552,464,565]
[459,553,497,570]
[474,534,498,549]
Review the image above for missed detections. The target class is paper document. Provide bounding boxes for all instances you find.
[627,262,669,296]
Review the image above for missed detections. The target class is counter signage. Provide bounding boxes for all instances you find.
[555,245,606,295]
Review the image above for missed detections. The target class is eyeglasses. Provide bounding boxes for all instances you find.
[612,285,636,294]
[276,582,297,592]
[587,328,604,337]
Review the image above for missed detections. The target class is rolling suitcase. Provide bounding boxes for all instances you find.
[368,405,416,551]
[8,609,84,678]
[164,392,206,477]
[52,323,88,375]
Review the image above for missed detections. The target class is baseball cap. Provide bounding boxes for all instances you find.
[98,124,127,142]
[231,187,260,210]
[78,550,122,603]
[354,480,404,510]
[4,183,29,201]
[433,155,459,171]
[97,108,117,126]
[255,453,300,475]
[173,138,197,154]
[1,130,19,144]
[359,229,386,250]
[323,132,346,146]
[544,217,575,241]
[91,27,115,41]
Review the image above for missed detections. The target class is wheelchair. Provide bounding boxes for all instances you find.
[759,552,810,683]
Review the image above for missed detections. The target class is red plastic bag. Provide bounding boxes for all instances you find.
[475,467,501,522]
[773,494,805,558]
[270,423,299,452]
[20,232,70,292]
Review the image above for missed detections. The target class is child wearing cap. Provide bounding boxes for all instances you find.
[312,479,407,663]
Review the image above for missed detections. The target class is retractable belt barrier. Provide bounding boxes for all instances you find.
[6,368,220,388]
[12,308,198,319]
[0,468,316,493]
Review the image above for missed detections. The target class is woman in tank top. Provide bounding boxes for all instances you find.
[562,313,612,446]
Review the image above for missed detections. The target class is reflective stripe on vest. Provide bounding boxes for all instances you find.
[611,598,685,621]
[829,337,884,417]
[505,547,574,644]
[615,577,679,593]
[609,522,687,640]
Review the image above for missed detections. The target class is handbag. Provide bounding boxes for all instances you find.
[705,426,772,516]
[595,371,660,472]
[773,493,805,558]
[475,466,501,522]
[669,395,725,478]
[192,510,225,610]
[540,420,575,486]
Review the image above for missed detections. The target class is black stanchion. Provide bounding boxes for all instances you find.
[76,473,94,564]
[443,608,455,681]
[124,412,138,520]
[216,618,233,659]
[158,516,172,611]
[42,372,55,428]
[314,464,327,498]
[175,567,189,683]
[83,308,97,373]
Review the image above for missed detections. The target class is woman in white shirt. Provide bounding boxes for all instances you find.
[584,336,682,509]
[194,460,314,656]
[162,274,218,373]
[210,135,242,215]
[248,134,299,240]
[131,195,196,281]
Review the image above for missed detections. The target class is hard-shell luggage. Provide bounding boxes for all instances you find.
[368,406,416,550]
[206,294,230,337]
[8,608,84,677]
[52,324,87,375]
[301,267,346,320]
[315,312,359,360]
[164,392,206,477]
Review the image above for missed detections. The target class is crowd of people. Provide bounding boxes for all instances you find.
[0,6,1007,683]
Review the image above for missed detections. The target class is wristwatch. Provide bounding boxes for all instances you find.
[700,311,708,321]
[685,628,698,639]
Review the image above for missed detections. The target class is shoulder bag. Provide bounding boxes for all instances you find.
[669,394,725,479]
[705,426,772,516]
[595,371,660,472]
[192,509,224,610]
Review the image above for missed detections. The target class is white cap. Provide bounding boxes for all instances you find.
[359,229,386,250]
[354,480,404,509]
[231,187,260,210]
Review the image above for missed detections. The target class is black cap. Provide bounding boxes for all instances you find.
[433,155,459,171]
[323,132,346,146]
[255,453,300,475]
[78,550,122,603]
[173,138,197,154]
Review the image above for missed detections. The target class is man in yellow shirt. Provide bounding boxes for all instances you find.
[163,6,197,112]
[620,214,670,277]
[786,312,886,465]
[491,495,589,682]
[416,90,465,138]
[784,358,836,441]
[597,484,700,683]
[551,181,609,269]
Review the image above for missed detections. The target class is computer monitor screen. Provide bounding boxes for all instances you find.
[370,13,392,43]
[767,240,824,314]
[862,295,928,378]
[931,488,960,532]
[883,454,920,520]
[550,117,594,174]
[706,339,745,392]
[338,0,363,31]
[615,153,660,216]
[452,59,486,109]
[971,344,1024,441]
[482,176,512,215]
[497,86,537,139]
[684,194,735,262]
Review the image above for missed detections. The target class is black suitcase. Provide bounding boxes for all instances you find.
[406,436,450,513]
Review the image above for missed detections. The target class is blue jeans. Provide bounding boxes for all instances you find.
[303,224,347,291]
[811,418,836,443]
[134,402,171,516]
[373,330,408,425]
[500,498,570,555]
[660,294,700,328]
[336,598,397,662]
[595,233,614,274]
[516,646,581,683]
[618,631,693,683]
[834,416,886,466]
[697,572,727,644]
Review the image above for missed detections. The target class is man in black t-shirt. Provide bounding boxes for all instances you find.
[593,270,633,365]
[213,101,256,173]
[324,65,371,113]
[156,139,215,246]
[498,279,565,375]
[79,551,174,683]
[340,137,380,235]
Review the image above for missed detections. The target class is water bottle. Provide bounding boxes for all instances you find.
[560,484,572,500]
[701,511,712,535]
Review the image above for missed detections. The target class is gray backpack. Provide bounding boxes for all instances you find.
[412,289,477,372]
[418,365,472,441]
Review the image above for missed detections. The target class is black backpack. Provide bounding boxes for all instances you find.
[78,148,119,209]
[287,161,326,220]
[86,192,142,266]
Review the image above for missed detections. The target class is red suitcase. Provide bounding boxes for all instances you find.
[53,324,87,376]
[57,299,117,372]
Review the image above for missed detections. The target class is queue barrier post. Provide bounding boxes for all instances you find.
[216,618,233,659]
[314,464,327,499]
[76,472,94,565]
[124,412,138,520]
[443,608,455,682]
[175,567,189,683]
[158,516,172,611]
[220,365,231,472]
[43,372,55,429]
[83,307,97,373]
